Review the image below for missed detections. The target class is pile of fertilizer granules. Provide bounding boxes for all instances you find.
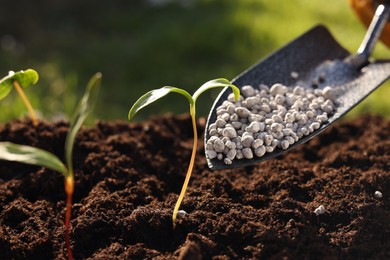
[206,83,336,165]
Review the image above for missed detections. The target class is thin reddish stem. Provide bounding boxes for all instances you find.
[65,177,74,260]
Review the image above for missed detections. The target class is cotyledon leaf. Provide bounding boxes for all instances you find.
[0,142,67,175]
[0,83,12,100]
[128,78,239,120]
[0,69,39,101]
[128,86,193,120]
[192,78,240,103]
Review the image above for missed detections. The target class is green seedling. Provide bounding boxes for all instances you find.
[0,72,101,260]
[128,78,239,223]
[0,69,39,126]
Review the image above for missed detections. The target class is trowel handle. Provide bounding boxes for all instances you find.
[357,4,390,56]
[347,1,390,68]
[349,0,390,48]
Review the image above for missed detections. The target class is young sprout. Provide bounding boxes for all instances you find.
[128,78,239,223]
[0,72,101,260]
[0,69,39,126]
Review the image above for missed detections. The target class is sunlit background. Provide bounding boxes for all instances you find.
[0,0,389,123]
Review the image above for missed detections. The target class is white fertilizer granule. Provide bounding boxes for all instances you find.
[314,205,326,216]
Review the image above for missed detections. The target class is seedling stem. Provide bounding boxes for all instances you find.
[172,105,197,223]
[13,80,38,126]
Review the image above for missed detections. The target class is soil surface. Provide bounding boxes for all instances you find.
[0,114,389,259]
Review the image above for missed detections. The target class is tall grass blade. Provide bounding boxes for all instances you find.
[65,72,102,175]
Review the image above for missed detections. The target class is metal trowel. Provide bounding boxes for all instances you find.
[205,2,390,170]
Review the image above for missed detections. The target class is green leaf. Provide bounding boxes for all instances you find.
[192,78,240,102]
[65,72,102,176]
[0,69,39,101]
[128,86,193,120]
[0,82,12,101]
[12,69,39,88]
[0,142,67,176]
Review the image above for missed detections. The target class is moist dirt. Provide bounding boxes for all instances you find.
[0,114,389,259]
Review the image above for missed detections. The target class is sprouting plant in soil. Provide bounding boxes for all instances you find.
[0,72,101,260]
[128,78,240,223]
[0,69,39,126]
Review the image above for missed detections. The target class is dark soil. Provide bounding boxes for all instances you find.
[0,114,389,259]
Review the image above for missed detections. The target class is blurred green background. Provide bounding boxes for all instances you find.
[0,0,389,123]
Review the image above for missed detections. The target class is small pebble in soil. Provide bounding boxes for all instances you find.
[177,210,188,219]
[314,205,326,216]
[206,83,337,164]
[374,191,383,199]
[319,227,326,234]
